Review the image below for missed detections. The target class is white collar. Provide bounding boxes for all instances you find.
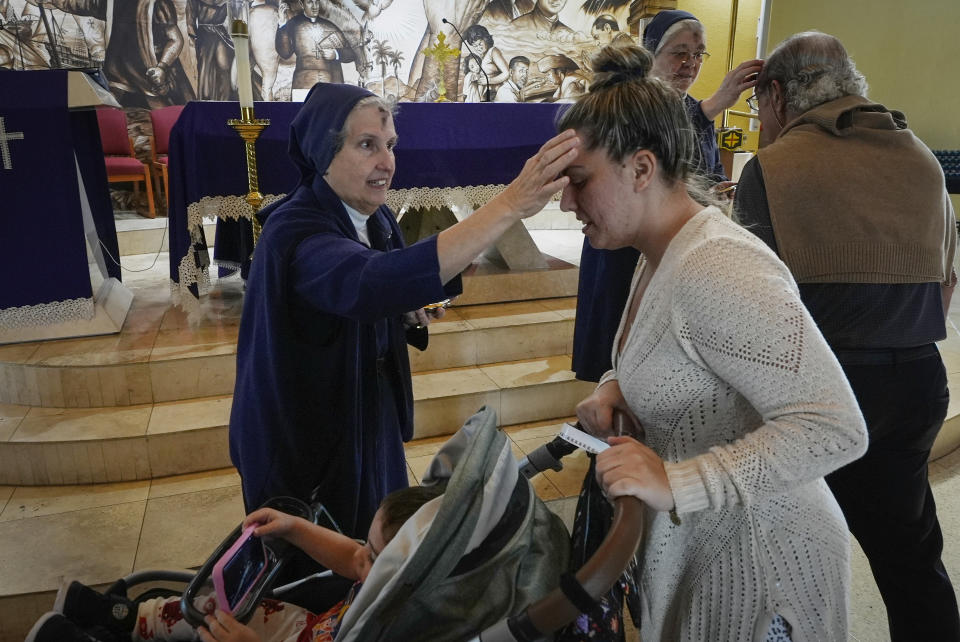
[343,201,371,246]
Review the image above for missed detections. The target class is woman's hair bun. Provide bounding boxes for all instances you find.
[589,44,654,92]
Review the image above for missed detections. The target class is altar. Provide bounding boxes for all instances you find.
[167,101,578,304]
[0,70,130,344]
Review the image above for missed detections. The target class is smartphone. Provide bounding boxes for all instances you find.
[212,525,268,614]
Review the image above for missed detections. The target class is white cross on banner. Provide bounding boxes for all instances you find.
[0,116,25,170]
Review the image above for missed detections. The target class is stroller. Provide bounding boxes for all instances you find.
[92,406,644,641]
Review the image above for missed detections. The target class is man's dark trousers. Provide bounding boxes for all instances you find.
[827,347,960,641]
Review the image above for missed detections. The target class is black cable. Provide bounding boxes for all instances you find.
[441,17,490,101]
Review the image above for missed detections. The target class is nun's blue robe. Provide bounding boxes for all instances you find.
[229,172,457,537]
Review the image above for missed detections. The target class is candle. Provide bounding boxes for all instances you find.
[234,35,254,109]
[232,19,254,110]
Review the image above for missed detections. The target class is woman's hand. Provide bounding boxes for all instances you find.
[595,437,674,511]
[244,508,299,540]
[712,180,738,200]
[198,610,260,642]
[576,380,642,439]
[701,58,764,120]
[494,129,579,220]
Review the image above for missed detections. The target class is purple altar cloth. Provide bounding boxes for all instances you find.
[167,101,565,292]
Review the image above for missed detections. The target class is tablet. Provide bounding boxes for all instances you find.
[212,525,268,614]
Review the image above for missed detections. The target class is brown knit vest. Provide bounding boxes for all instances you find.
[757,95,951,284]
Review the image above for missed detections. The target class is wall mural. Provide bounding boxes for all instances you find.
[0,0,637,105]
[1,0,635,211]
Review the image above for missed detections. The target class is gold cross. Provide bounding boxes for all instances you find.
[422,32,460,102]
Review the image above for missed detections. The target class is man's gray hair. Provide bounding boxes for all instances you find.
[757,31,868,114]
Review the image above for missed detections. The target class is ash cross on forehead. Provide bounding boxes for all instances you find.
[0,116,25,170]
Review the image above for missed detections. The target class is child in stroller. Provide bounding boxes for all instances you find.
[28,484,445,642]
[25,407,636,642]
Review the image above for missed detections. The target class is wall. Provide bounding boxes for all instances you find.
[766,0,959,211]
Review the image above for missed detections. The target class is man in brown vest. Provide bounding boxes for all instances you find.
[736,31,959,642]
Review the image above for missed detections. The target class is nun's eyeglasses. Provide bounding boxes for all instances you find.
[668,50,710,65]
[746,93,759,111]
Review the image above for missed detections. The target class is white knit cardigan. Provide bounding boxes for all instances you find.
[602,208,868,641]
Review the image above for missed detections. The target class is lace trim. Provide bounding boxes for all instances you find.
[215,260,243,272]
[169,279,202,320]
[178,194,283,302]
[185,194,286,231]
[0,297,95,329]
[386,184,509,213]
[175,249,211,300]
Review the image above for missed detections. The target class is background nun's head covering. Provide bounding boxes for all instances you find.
[642,9,699,53]
[259,82,375,223]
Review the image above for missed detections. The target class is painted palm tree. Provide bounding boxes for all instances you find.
[388,50,405,91]
[371,39,393,96]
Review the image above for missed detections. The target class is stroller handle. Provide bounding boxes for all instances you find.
[530,494,644,635]
[480,494,644,641]
[482,410,646,642]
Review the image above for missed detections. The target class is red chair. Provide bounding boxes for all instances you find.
[149,105,184,208]
[96,106,156,218]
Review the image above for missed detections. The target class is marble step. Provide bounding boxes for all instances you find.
[0,298,577,409]
[0,355,595,486]
[0,417,588,642]
[4,344,960,489]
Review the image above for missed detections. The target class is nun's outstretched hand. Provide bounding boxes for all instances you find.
[495,129,580,219]
[435,130,579,284]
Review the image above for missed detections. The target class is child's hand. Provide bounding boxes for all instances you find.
[198,610,260,642]
[243,508,298,539]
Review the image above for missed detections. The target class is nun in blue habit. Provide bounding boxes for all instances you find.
[229,82,580,542]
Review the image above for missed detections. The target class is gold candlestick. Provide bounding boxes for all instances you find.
[228,108,270,244]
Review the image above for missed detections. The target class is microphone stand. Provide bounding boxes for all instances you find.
[441,17,490,102]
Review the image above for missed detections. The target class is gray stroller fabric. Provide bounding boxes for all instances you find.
[336,406,570,641]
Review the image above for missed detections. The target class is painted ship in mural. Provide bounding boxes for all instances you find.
[0,1,106,70]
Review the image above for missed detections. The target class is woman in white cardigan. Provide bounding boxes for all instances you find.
[564,45,868,642]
